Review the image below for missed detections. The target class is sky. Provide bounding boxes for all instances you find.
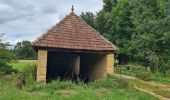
[0,0,103,45]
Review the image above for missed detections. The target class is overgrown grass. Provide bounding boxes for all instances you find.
[0,61,162,100]
[11,61,37,71]
[128,79,170,98]
[0,75,158,100]
[115,64,170,85]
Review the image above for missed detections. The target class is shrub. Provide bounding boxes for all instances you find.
[16,64,37,89]
[167,70,170,77]
[115,78,129,88]
[135,72,151,81]
[0,48,17,75]
[0,62,18,75]
[90,75,129,89]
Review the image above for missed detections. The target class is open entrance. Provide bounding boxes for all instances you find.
[80,53,107,82]
[46,51,108,82]
[47,51,79,82]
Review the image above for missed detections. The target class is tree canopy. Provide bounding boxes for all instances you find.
[81,0,170,74]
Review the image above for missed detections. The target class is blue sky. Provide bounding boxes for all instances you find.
[0,0,103,44]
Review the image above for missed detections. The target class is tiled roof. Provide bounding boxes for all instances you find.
[33,11,117,52]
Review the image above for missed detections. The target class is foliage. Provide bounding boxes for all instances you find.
[158,54,170,76]
[0,33,4,47]
[115,64,170,84]
[0,76,158,100]
[135,72,151,81]
[16,63,37,89]
[14,40,36,59]
[0,62,18,75]
[81,0,170,74]
[0,48,17,75]
[80,12,95,28]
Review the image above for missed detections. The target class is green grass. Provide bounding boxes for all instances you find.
[128,79,170,98]
[149,73,170,85]
[0,76,158,100]
[10,61,37,71]
[0,61,163,100]
[115,65,170,85]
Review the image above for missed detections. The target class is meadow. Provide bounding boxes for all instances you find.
[0,61,159,100]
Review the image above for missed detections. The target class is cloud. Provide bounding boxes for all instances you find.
[0,0,103,45]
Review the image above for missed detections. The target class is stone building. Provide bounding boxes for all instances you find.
[32,8,117,82]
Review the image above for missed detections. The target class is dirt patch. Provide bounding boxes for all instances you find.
[56,89,78,96]
[134,86,170,100]
[115,74,170,99]
[95,88,110,97]
[144,81,170,89]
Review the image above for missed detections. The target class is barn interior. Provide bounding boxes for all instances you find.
[46,51,107,82]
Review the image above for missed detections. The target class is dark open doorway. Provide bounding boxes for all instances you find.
[47,51,79,82]
[46,51,107,83]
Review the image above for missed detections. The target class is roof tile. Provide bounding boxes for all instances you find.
[33,12,117,52]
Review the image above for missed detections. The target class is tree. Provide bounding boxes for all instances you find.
[103,0,118,12]
[129,0,170,71]
[15,40,36,59]
[80,12,96,29]
[0,33,5,48]
[0,34,17,74]
[108,0,134,63]
[81,0,170,73]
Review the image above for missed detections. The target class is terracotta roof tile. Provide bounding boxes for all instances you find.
[32,12,117,52]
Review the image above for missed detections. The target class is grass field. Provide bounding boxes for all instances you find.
[11,60,37,71]
[115,65,170,85]
[115,65,170,99]
[0,76,158,100]
[0,61,159,100]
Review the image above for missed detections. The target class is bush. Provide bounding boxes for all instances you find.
[0,62,18,75]
[16,64,37,89]
[115,78,129,88]
[90,75,129,89]
[167,70,170,77]
[0,48,17,75]
[135,72,151,81]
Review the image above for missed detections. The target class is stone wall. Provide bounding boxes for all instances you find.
[37,50,47,82]
[106,54,114,75]
[80,53,114,80]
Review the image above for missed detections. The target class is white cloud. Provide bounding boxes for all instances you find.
[0,0,103,44]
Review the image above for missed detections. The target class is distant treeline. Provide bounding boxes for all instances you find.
[14,40,37,60]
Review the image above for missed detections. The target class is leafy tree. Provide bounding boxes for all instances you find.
[129,0,170,71]
[103,0,118,12]
[15,40,36,59]
[81,0,170,74]
[95,0,118,35]
[80,12,96,28]
[0,33,6,48]
[108,0,134,63]
[0,34,17,74]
